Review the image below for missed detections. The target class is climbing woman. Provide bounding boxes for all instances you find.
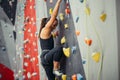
[38,0,63,80]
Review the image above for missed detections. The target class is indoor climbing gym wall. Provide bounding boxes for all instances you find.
[0,0,120,80]
[47,0,86,79]
[15,0,40,80]
[69,0,119,80]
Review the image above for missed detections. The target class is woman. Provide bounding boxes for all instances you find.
[38,0,63,80]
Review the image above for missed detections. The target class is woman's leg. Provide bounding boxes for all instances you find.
[43,65,55,80]
[45,46,63,76]
[41,51,55,80]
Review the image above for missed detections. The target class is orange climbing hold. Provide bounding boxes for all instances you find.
[75,30,80,36]
[84,37,92,46]
[72,74,77,80]
[65,8,70,15]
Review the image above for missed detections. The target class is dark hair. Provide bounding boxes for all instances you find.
[38,17,57,38]
[38,17,50,38]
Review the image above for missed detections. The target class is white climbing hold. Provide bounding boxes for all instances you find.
[27,72,31,79]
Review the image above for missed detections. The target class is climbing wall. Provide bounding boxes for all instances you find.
[23,0,40,79]
[35,0,48,80]
[14,0,26,79]
[0,6,15,80]
[44,0,86,80]
[69,0,119,80]
[14,0,40,79]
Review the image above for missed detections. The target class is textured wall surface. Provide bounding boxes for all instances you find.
[69,0,119,80]
[0,7,15,70]
[0,0,120,80]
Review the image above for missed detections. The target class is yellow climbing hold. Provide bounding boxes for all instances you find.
[64,24,68,29]
[62,74,67,80]
[61,36,66,44]
[100,13,107,22]
[59,13,64,21]
[63,47,70,57]
[85,7,90,16]
[52,32,56,38]
[92,52,100,62]
[49,8,53,15]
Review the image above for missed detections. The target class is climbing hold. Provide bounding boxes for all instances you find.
[72,74,77,80]
[62,74,67,80]
[76,16,79,23]
[49,8,53,15]
[32,72,37,76]
[59,13,64,21]
[71,46,77,54]
[84,37,92,46]
[77,73,83,80]
[52,31,59,38]
[100,13,107,22]
[75,30,80,36]
[18,70,22,76]
[61,36,66,44]
[9,34,12,38]
[1,47,6,51]
[82,58,86,64]
[52,33,56,38]
[63,47,70,57]
[24,55,30,59]
[24,39,29,44]
[65,8,70,15]
[30,57,36,62]
[85,7,90,16]
[80,0,84,3]
[92,52,100,62]
[64,24,69,29]
[66,2,69,7]
[24,62,28,67]
[27,72,31,79]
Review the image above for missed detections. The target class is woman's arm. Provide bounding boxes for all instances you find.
[45,0,62,28]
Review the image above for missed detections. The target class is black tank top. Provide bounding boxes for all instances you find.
[40,35,54,50]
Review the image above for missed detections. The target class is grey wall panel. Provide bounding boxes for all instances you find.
[0,20,11,69]
[0,6,15,72]
[69,0,119,80]
[45,0,86,80]
[14,0,26,79]
[116,0,120,79]
[0,20,16,72]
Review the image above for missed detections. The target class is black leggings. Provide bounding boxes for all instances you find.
[40,46,63,80]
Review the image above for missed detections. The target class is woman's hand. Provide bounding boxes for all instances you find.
[58,0,62,3]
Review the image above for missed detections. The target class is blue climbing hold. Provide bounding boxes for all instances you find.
[80,0,84,3]
[71,46,77,54]
[77,73,83,80]
[76,16,79,23]
[2,47,6,51]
